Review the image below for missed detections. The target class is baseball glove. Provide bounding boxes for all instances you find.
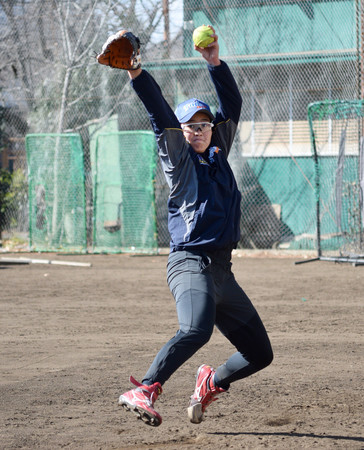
[97,30,141,70]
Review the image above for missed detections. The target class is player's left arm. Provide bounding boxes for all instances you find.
[195,26,242,124]
[210,62,242,126]
[195,27,242,155]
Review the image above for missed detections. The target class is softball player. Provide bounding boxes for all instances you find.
[118,27,273,426]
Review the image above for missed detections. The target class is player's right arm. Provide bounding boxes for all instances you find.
[129,69,181,137]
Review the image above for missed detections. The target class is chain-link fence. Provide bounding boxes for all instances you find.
[0,0,362,252]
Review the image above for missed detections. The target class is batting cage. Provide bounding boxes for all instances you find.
[1,0,364,254]
[91,131,158,254]
[296,100,364,265]
[25,134,87,252]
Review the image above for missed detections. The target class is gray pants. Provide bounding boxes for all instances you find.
[142,248,273,388]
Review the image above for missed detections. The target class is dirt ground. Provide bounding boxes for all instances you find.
[0,251,363,449]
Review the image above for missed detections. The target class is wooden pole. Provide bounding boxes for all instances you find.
[163,0,170,58]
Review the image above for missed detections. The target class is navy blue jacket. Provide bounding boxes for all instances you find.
[131,61,242,251]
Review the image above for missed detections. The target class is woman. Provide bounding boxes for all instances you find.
[116,26,273,426]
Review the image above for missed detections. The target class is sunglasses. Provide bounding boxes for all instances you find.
[181,122,214,133]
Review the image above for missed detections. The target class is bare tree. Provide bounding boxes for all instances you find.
[0,0,181,133]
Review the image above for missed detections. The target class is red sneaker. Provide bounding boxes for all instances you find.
[118,376,162,426]
[187,364,226,424]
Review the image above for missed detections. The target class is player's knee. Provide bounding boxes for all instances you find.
[184,327,213,348]
[254,344,273,370]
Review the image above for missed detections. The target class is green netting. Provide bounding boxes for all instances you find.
[308,100,364,256]
[89,114,119,207]
[242,157,316,250]
[25,133,87,252]
[92,131,158,253]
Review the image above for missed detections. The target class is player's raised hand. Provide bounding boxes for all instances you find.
[194,26,220,66]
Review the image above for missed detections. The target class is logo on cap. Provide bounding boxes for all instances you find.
[175,98,214,123]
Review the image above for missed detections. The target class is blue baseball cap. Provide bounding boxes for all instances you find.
[175,98,214,123]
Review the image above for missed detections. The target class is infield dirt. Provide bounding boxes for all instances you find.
[1,252,363,449]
